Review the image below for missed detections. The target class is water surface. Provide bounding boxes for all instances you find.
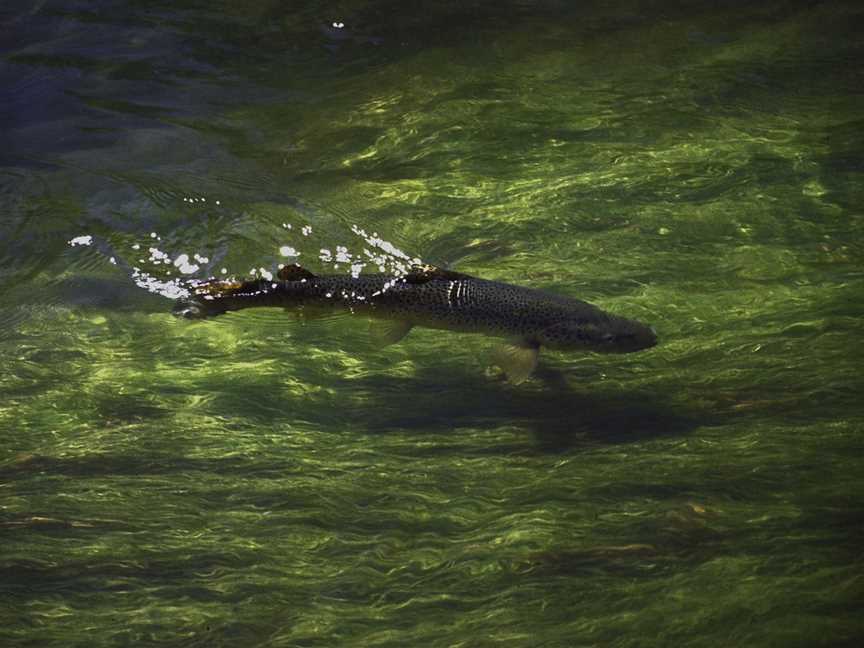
[2,1,863,646]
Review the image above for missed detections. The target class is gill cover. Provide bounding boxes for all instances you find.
[539,320,608,348]
[540,318,657,353]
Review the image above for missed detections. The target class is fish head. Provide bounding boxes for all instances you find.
[538,315,657,354]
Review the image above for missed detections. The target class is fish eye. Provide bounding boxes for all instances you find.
[602,333,615,343]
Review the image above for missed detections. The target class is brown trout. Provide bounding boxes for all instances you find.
[173,264,657,383]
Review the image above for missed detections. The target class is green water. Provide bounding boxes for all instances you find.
[2,1,863,645]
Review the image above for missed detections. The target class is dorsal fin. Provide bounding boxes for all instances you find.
[278,264,317,282]
[403,264,470,285]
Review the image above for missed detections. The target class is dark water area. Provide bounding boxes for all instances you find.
[2,1,863,645]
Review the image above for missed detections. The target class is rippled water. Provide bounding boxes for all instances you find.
[2,1,863,645]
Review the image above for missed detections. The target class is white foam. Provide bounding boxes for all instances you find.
[173,253,200,275]
[68,235,93,247]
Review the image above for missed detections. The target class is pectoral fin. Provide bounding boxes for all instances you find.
[370,320,414,347]
[491,339,539,384]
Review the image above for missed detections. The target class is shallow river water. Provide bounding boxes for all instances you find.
[2,1,863,646]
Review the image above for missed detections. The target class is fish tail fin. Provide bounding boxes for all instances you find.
[171,278,266,319]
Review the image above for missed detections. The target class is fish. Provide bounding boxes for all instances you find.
[172,264,657,383]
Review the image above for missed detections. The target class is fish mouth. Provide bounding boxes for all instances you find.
[606,323,657,353]
[645,326,658,349]
[632,325,658,351]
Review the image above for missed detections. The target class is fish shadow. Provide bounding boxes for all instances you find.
[334,362,698,454]
[174,330,699,454]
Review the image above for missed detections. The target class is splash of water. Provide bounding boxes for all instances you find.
[66,214,424,302]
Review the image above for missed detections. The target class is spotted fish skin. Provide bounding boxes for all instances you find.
[173,264,657,357]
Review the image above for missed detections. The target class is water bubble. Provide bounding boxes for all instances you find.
[68,235,93,247]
